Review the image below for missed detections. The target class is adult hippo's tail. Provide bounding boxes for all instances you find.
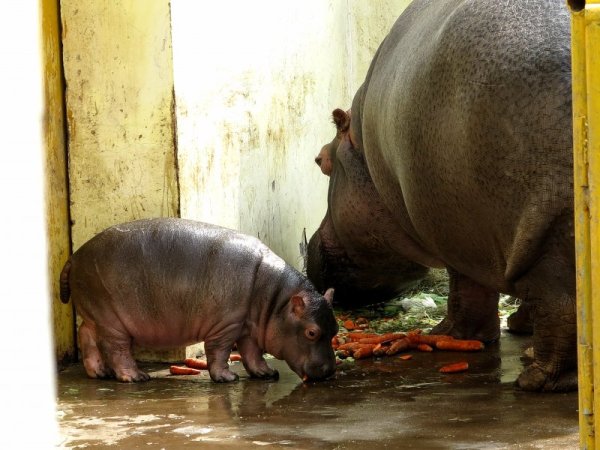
[60,259,72,303]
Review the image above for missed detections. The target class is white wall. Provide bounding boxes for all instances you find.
[171,0,411,271]
[0,3,59,447]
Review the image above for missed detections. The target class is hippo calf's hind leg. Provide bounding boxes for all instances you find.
[78,322,113,379]
[431,268,500,342]
[96,328,150,382]
[236,336,279,380]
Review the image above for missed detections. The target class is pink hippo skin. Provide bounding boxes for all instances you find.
[60,218,338,383]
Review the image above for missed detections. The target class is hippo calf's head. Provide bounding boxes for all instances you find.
[307,109,429,307]
[267,288,338,382]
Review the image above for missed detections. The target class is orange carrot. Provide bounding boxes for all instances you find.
[337,342,361,352]
[386,338,412,356]
[343,320,357,330]
[408,334,455,346]
[373,343,388,356]
[346,332,380,341]
[417,343,433,352]
[184,358,209,370]
[331,336,340,349]
[336,349,352,358]
[353,344,375,359]
[170,365,201,375]
[358,332,407,345]
[435,339,484,352]
[439,361,469,373]
[398,354,413,360]
[229,354,242,362]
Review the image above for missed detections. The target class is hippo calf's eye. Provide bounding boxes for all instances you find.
[305,328,320,341]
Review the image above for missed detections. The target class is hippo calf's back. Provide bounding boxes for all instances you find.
[62,218,338,384]
[68,219,264,346]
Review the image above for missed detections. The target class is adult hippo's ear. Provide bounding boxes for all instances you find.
[323,288,334,306]
[332,108,350,133]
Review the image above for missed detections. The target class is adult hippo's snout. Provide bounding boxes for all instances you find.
[306,109,430,307]
[307,220,426,306]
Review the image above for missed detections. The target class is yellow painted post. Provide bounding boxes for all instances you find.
[569,0,600,448]
[41,0,75,365]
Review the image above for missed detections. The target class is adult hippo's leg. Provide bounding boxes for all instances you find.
[431,267,500,343]
[516,295,577,391]
[507,300,534,335]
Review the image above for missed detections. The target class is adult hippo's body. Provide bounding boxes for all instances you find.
[307,0,574,392]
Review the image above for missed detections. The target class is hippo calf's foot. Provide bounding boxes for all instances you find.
[210,368,239,383]
[249,369,280,381]
[116,369,151,383]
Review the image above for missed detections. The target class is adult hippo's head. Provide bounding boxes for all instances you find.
[307,109,429,307]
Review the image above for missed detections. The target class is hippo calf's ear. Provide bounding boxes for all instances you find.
[323,288,334,306]
[291,295,306,318]
[332,108,350,132]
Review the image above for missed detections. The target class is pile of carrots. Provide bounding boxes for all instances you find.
[333,328,483,374]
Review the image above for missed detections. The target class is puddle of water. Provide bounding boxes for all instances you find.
[57,332,579,449]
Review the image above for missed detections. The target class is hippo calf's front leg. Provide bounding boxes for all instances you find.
[236,336,279,380]
[431,268,500,343]
[205,337,240,383]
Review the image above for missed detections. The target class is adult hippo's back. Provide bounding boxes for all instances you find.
[308,0,574,391]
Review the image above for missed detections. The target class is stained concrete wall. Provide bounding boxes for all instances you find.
[61,0,179,251]
[171,0,411,271]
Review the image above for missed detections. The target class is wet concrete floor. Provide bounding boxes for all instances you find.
[56,330,579,449]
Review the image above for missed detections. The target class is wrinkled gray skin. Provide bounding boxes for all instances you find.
[308,0,574,392]
[61,218,338,383]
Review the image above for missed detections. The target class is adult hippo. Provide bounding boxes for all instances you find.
[307,0,574,392]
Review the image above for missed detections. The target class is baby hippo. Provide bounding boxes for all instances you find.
[60,218,338,383]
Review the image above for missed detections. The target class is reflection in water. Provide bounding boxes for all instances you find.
[57,332,578,449]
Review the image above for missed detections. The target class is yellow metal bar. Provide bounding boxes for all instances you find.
[587,9,600,450]
[570,1,600,448]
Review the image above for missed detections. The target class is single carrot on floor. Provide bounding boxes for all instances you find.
[170,365,201,375]
[184,358,209,370]
[439,361,469,373]
[343,320,358,330]
[386,338,412,356]
[353,344,376,359]
[416,343,433,352]
[358,332,407,345]
[435,339,484,351]
[398,354,413,360]
[229,354,242,362]
[408,334,455,346]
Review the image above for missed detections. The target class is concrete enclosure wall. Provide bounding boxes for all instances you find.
[171,0,411,270]
[59,0,410,360]
[61,0,179,251]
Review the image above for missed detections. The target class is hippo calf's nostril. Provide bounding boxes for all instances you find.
[315,156,322,166]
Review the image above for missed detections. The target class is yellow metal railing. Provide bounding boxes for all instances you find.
[569,0,600,448]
